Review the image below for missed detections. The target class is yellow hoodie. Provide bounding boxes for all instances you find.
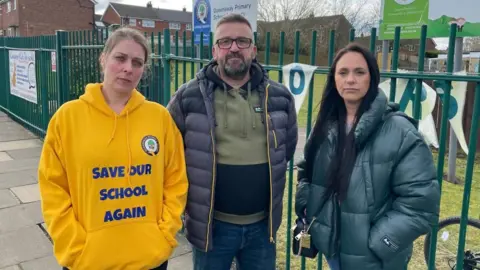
[38,83,188,270]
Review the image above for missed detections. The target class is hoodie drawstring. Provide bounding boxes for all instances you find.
[223,83,228,129]
[108,115,118,145]
[107,111,132,186]
[126,110,132,186]
[247,82,255,129]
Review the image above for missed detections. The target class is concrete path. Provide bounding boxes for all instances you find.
[0,110,308,270]
[0,111,193,270]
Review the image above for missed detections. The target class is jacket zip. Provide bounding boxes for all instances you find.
[272,130,278,148]
[264,84,275,243]
[205,129,217,251]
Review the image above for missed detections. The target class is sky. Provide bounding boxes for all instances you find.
[94,0,449,50]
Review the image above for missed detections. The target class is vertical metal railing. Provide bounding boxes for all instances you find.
[0,24,479,270]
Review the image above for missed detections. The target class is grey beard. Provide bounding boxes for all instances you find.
[223,61,250,80]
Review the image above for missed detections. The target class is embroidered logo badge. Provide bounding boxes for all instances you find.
[141,135,159,156]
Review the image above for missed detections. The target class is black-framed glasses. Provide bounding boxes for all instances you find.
[216,37,253,49]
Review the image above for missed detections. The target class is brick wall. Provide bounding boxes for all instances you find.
[0,0,20,36]
[18,0,94,36]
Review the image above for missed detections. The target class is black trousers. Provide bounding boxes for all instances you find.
[62,260,168,270]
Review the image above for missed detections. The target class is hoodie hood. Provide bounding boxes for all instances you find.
[202,59,267,130]
[80,83,146,117]
[79,83,146,185]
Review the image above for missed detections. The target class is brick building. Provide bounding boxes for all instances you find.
[0,0,95,37]
[100,2,192,39]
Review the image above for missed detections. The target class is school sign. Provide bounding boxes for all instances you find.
[379,0,480,39]
[192,0,258,44]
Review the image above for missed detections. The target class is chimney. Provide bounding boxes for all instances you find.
[146,1,152,8]
[182,7,186,12]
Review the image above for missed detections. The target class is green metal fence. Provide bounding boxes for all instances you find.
[0,24,479,270]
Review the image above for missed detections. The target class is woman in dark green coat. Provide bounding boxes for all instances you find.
[294,44,441,270]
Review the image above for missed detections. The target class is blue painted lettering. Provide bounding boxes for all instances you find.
[129,164,152,176]
[92,168,100,179]
[434,80,458,120]
[104,206,147,222]
[289,65,305,95]
[99,185,148,201]
[92,164,151,179]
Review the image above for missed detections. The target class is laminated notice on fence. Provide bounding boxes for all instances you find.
[9,50,37,104]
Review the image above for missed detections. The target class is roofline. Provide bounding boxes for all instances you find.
[100,2,121,22]
[119,15,191,24]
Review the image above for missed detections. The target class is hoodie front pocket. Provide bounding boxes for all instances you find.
[74,222,172,269]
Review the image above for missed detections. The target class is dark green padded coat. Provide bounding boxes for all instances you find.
[295,90,441,270]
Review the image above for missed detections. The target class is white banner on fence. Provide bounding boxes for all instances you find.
[282,63,317,114]
[379,70,469,154]
[9,50,37,104]
[280,63,469,154]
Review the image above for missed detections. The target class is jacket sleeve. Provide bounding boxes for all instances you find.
[166,85,186,134]
[368,129,441,262]
[286,92,298,162]
[294,135,313,219]
[158,111,189,248]
[38,112,86,268]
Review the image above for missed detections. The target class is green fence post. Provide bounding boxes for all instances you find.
[307,30,317,136]
[163,28,171,105]
[328,30,335,67]
[349,28,355,42]
[413,25,427,122]
[40,36,49,132]
[427,23,457,270]
[455,80,480,270]
[175,30,179,92]
[183,31,187,84]
[389,26,401,102]
[0,36,7,110]
[369,28,377,53]
[56,30,68,105]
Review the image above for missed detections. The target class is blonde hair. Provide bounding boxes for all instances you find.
[101,27,151,65]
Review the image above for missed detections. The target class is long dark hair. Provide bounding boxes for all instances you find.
[306,43,380,202]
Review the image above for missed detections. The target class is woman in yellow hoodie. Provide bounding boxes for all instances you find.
[38,27,188,270]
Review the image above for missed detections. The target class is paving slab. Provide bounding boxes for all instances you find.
[171,232,192,258]
[0,139,43,152]
[20,255,60,270]
[0,226,52,268]
[0,122,37,142]
[0,265,21,270]
[0,202,43,234]
[0,169,37,189]
[0,158,39,174]
[10,184,40,203]
[6,147,42,160]
[0,190,19,209]
[167,252,193,270]
[0,112,5,117]
[0,153,12,162]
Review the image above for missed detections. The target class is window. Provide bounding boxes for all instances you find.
[169,22,181,30]
[186,24,192,31]
[7,1,11,12]
[129,18,136,26]
[13,0,16,10]
[142,20,155,28]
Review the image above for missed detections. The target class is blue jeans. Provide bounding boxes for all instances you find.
[192,219,276,270]
[327,256,341,270]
